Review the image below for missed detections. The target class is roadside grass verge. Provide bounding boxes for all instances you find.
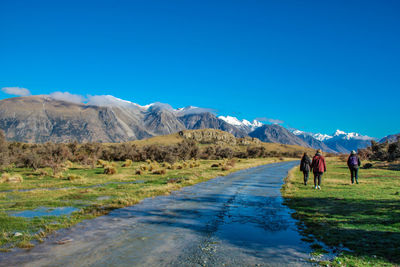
[0,157,285,250]
[282,157,400,266]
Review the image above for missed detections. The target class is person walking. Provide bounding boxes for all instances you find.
[347,150,361,184]
[300,152,312,185]
[311,149,327,190]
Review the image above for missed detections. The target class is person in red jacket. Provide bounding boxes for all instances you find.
[311,149,327,190]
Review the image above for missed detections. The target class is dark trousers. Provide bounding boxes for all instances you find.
[313,172,323,186]
[350,167,359,183]
[303,171,309,184]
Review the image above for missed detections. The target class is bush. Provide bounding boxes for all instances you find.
[363,163,373,169]
[135,169,143,175]
[104,166,117,175]
[211,163,219,168]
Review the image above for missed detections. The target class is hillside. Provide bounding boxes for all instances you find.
[132,129,316,155]
[0,96,378,153]
[249,124,310,147]
[0,96,246,143]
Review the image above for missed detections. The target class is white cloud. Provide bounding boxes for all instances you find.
[49,91,86,104]
[1,87,31,96]
[255,117,284,124]
[87,95,133,107]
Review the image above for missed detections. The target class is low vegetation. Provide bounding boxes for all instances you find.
[0,128,314,251]
[358,137,400,162]
[282,157,400,266]
[0,157,288,251]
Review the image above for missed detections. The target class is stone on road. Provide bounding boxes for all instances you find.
[1,161,312,267]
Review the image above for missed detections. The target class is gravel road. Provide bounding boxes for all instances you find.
[0,161,312,267]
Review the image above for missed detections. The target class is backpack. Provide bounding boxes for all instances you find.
[349,156,358,167]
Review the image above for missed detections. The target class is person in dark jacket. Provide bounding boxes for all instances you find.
[300,152,312,185]
[347,150,361,184]
[311,149,327,190]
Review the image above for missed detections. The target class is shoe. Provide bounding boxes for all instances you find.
[356,181,359,184]
[314,186,317,189]
[317,186,321,190]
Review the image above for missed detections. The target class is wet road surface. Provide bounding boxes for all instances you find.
[1,161,312,267]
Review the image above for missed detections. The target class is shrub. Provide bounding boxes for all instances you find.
[176,164,183,170]
[135,169,143,175]
[122,159,132,167]
[211,163,219,168]
[363,163,373,169]
[104,166,117,175]
[152,169,167,175]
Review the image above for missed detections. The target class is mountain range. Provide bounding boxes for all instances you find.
[0,95,392,154]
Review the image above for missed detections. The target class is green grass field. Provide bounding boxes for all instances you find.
[282,157,400,266]
[0,157,284,251]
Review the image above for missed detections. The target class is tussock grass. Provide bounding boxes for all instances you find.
[0,157,286,250]
[103,166,117,175]
[152,169,167,175]
[0,173,24,183]
[122,159,132,167]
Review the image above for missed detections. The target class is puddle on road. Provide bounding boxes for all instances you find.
[9,207,79,218]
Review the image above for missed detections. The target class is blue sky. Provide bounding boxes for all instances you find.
[1,0,399,138]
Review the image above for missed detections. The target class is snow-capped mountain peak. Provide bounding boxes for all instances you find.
[218,116,243,126]
[313,133,333,141]
[333,129,347,137]
[292,130,306,136]
[218,116,263,130]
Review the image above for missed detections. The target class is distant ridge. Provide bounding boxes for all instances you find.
[0,95,380,153]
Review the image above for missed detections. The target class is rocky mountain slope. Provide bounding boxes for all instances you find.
[0,95,380,153]
[379,133,400,143]
[292,129,374,154]
[0,96,247,143]
[248,125,310,147]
